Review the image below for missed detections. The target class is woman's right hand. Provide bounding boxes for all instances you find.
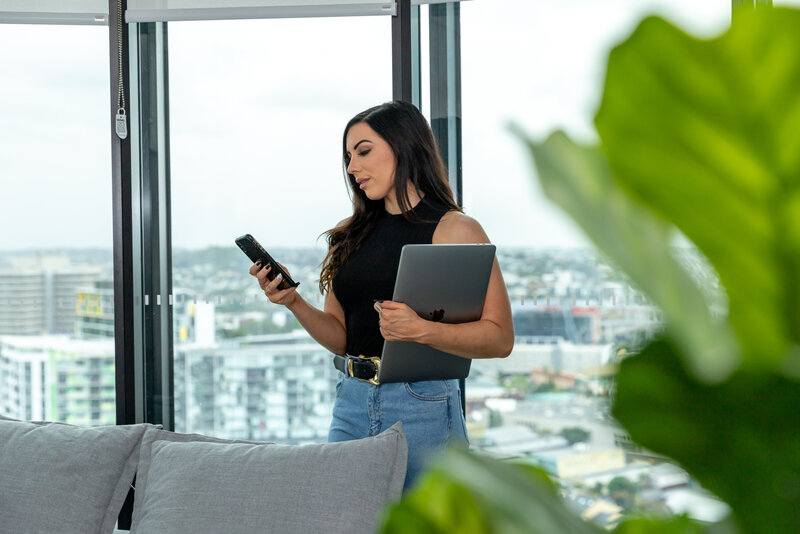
[249,261,298,307]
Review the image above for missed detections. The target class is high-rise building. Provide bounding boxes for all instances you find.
[0,336,47,420]
[0,271,45,335]
[75,280,115,339]
[512,304,661,345]
[0,256,102,336]
[172,289,216,347]
[475,340,614,377]
[174,331,338,443]
[512,307,597,344]
[0,335,115,425]
[50,267,104,334]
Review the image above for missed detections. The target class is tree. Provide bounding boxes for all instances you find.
[505,374,534,393]
[608,477,636,495]
[533,381,556,394]
[559,426,590,445]
[608,477,637,509]
[488,410,503,428]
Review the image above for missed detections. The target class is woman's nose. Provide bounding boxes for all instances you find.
[347,158,358,174]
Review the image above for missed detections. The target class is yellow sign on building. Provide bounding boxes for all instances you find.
[76,293,103,316]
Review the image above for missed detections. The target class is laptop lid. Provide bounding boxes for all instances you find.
[377,243,496,383]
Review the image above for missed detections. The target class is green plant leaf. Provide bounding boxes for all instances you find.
[512,128,737,381]
[613,337,800,534]
[380,479,490,534]
[614,515,705,534]
[595,9,800,374]
[379,447,603,534]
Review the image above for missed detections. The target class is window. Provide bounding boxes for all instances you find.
[459,0,730,523]
[0,24,115,425]
[168,15,392,442]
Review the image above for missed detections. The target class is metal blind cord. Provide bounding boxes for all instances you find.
[115,0,128,140]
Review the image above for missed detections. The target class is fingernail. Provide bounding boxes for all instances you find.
[276,273,282,280]
[256,260,262,266]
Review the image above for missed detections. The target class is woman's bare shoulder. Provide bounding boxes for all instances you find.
[434,210,490,244]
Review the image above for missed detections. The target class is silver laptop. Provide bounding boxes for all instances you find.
[377,243,496,383]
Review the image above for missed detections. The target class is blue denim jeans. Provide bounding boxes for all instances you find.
[328,372,469,491]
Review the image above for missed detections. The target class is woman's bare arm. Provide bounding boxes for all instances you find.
[250,263,347,355]
[286,290,347,356]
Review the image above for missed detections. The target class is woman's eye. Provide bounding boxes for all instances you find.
[358,150,370,157]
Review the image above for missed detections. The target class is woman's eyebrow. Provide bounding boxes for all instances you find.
[347,139,372,155]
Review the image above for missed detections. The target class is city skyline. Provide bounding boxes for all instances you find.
[0,242,716,526]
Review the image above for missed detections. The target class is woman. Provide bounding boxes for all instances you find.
[249,100,513,490]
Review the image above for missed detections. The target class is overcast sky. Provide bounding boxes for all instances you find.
[0,0,739,252]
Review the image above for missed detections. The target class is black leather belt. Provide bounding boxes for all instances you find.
[333,354,382,386]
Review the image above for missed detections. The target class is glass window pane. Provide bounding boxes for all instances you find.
[169,16,391,442]
[0,25,114,426]
[461,0,730,524]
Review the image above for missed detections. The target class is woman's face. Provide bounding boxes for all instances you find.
[345,122,397,202]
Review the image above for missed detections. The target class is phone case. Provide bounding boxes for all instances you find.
[235,234,300,290]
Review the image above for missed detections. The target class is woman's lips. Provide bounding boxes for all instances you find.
[359,178,370,189]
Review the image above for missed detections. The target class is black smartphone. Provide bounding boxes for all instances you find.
[235,234,300,290]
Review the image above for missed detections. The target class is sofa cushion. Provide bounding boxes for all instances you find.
[130,422,408,534]
[0,416,151,534]
[130,427,277,523]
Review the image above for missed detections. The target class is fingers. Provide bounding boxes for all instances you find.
[249,261,296,306]
[250,260,271,280]
[251,262,292,284]
[376,308,393,333]
[375,301,408,327]
[248,261,262,276]
[263,270,284,295]
[379,326,394,341]
[374,301,411,323]
[254,264,273,289]
[255,264,283,296]
[375,303,386,331]
[276,262,292,277]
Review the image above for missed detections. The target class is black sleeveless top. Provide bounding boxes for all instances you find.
[332,197,450,357]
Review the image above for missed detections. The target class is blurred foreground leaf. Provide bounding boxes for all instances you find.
[380,447,602,534]
[615,515,705,534]
[596,9,800,374]
[613,337,800,534]
[513,129,737,381]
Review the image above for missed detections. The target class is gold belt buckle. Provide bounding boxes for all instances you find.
[357,354,381,386]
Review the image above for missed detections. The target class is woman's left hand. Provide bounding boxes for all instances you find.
[375,301,429,342]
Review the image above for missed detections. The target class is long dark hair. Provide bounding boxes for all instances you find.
[319,100,461,294]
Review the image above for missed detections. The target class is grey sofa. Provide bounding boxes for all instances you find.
[0,415,407,534]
